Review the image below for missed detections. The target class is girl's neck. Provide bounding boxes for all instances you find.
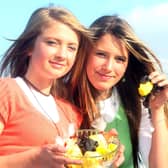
[23,75,53,96]
[96,89,112,101]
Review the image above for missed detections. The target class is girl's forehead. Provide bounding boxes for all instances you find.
[94,34,128,56]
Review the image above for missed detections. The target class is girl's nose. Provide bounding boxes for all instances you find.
[55,46,67,59]
[103,59,113,71]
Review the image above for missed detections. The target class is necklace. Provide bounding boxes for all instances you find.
[23,77,50,96]
[22,77,75,139]
[22,77,62,134]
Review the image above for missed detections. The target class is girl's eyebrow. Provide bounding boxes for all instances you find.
[43,36,79,47]
[46,37,79,46]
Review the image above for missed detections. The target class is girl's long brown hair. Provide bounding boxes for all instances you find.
[66,15,162,167]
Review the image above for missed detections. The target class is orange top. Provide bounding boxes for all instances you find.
[0,78,82,155]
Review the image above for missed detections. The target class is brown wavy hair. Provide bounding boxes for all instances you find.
[66,15,162,167]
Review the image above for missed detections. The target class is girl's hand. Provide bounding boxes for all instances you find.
[112,144,125,168]
[35,144,82,168]
[149,71,168,110]
[106,129,125,167]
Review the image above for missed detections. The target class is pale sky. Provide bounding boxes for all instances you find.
[0,0,168,72]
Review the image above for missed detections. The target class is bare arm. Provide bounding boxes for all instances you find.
[149,71,168,168]
[149,106,168,168]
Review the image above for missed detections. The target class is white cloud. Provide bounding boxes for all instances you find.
[126,3,168,32]
[124,3,168,73]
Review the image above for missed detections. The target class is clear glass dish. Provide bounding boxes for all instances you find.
[66,129,120,168]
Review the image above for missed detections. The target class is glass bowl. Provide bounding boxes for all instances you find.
[66,129,120,168]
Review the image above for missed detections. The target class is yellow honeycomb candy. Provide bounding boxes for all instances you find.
[83,151,102,168]
[96,146,108,155]
[66,142,83,168]
[89,134,107,148]
[138,81,153,96]
[66,143,83,157]
[108,143,118,152]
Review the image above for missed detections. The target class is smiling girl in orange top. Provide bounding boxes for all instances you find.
[0,6,92,168]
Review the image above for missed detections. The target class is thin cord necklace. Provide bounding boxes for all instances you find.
[22,77,62,134]
[23,77,50,96]
[22,77,76,139]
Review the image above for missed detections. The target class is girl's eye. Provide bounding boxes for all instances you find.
[115,56,127,63]
[46,40,58,45]
[95,51,106,57]
[68,46,77,52]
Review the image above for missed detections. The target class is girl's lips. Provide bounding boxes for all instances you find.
[97,71,114,80]
[49,60,65,68]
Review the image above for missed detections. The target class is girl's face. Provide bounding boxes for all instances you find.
[27,20,79,82]
[86,33,128,98]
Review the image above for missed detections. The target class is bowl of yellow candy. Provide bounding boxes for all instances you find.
[66,129,120,168]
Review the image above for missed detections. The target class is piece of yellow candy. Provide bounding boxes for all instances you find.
[66,143,83,157]
[66,141,83,168]
[89,134,107,148]
[138,81,153,96]
[83,151,101,168]
[108,143,118,152]
[96,146,108,155]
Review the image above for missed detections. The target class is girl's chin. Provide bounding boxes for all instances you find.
[94,85,113,91]
[94,86,112,93]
